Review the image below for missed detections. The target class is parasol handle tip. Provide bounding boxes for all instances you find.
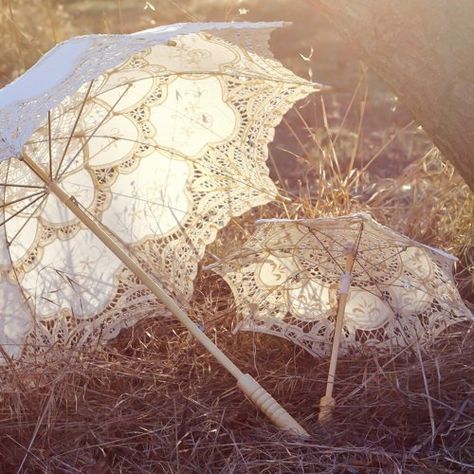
[318,394,335,424]
[237,374,309,437]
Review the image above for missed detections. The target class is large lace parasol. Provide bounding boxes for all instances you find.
[0,22,319,435]
[0,22,319,353]
[212,213,472,421]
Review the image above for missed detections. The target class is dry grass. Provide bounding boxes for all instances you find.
[1,309,473,472]
[0,0,473,472]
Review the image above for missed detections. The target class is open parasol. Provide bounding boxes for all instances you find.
[0,22,321,435]
[212,213,472,422]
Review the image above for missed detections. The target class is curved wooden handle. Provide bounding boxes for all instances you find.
[238,374,309,436]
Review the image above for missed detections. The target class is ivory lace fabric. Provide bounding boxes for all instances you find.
[0,23,317,361]
[215,214,473,356]
[0,21,286,161]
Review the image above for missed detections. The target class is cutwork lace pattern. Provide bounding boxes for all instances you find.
[215,214,472,356]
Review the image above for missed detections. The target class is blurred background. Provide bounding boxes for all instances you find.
[1,0,364,88]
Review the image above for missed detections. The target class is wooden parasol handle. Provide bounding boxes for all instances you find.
[318,249,355,424]
[237,374,308,435]
[21,154,308,437]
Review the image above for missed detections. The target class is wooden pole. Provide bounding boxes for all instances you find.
[318,248,355,424]
[21,154,308,437]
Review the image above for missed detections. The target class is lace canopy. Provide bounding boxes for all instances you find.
[214,214,472,356]
[0,23,318,361]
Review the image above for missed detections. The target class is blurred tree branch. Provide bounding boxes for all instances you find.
[313,0,474,190]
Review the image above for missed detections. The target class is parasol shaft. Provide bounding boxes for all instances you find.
[319,249,355,423]
[21,153,308,436]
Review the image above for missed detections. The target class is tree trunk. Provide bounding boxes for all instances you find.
[316,0,474,191]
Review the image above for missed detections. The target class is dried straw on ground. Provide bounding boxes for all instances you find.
[1,297,472,472]
[1,92,473,474]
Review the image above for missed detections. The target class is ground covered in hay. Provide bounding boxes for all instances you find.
[1,314,473,472]
[1,0,473,472]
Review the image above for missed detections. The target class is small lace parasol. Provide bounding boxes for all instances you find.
[212,213,473,422]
